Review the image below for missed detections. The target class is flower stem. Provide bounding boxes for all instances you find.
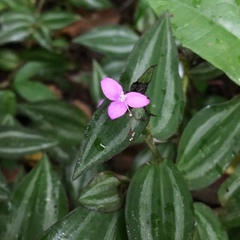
[143,126,163,161]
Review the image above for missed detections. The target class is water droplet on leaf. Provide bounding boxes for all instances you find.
[94,138,106,151]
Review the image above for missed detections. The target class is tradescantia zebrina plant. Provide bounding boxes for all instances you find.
[1,1,240,238]
[39,11,239,240]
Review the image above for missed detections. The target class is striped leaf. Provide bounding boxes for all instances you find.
[39,207,127,240]
[121,13,184,140]
[91,60,105,104]
[73,103,149,179]
[0,170,10,202]
[149,0,240,86]
[0,11,33,44]
[177,96,240,189]
[218,165,240,207]
[0,126,57,158]
[17,101,88,145]
[193,202,228,240]
[74,25,138,56]
[125,160,194,240]
[217,166,240,228]
[0,155,68,240]
[78,171,129,212]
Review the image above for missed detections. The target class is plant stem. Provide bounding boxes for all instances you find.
[143,126,163,161]
[36,0,46,13]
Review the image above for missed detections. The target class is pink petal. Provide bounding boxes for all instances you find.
[101,78,123,101]
[126,92,150,108]
[108,102,128,120]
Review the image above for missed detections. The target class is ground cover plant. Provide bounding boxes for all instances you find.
[0,0,240,239]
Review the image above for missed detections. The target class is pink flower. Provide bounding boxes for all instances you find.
[100,77,150,120]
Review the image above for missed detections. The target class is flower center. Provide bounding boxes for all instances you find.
[119,91,126,102]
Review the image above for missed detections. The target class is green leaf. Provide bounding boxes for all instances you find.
[39,207,127,240]
[0,126,57,158]
[0,0,34,10]
[217,165,240,228]
[66,161,106,204]
[177,96,240,190]
[14,81,57,102]
[0,11,34,44]
[13,62,57,102]
[127,142,176,177]
[121,13,184,140]
[74,25,139,56]
[0,170,10,202]
[218,165,240,207]
[78,171,129,212]
[14,62,44,83]
[193,202,228,240]
[41,11,79,30]
[125,160,194,240]
[32,25,52,50]
[70,0,112,10]
[0,90,16,116]
[102,57,125,80]
[17,101,88,145]
[218,202,240,228]
[189,62,223,81]
[149,0,240,86]
[73,101,150,179]
[91,60,106,104]
[0,155,68,240]
[0,26,31,44]
[0,49,20,70]
[134,0,157,32]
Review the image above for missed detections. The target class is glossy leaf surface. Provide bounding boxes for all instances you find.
[177,96,240,189]
[0,126,57,158]
[78,171,129,212]
[149,0,240,86]
[0,155,68,240]
[74,25,138,56]
[125,160,194,240]
[39,207,127,240]
[73,102,149,179]
[17,101,88,145]
[120,13,184,140]
[193,202,228,240]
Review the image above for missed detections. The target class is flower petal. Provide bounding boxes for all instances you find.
[108,102,128,120]
[126,92,150,108]
[101,78,123,101]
